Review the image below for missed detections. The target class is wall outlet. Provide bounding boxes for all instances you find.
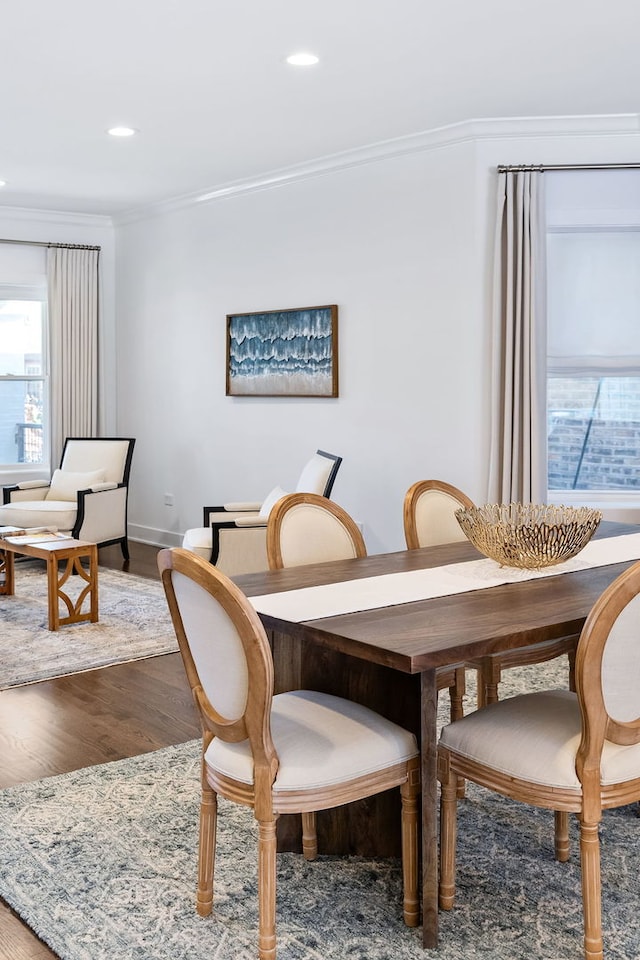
[164,493,174,506]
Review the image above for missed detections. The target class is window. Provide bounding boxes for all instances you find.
[546,172,640,500]
[0,288,48,466]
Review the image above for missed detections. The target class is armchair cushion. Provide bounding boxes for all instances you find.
[258,485,288,519]
[46,468,106,501]
[0,500,77,531]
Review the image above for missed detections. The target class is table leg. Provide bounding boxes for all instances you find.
[87,544,98,622]
[46,546,99,630]
[47,554,60,631]
[0,548,15,595]
[421,668,439,948]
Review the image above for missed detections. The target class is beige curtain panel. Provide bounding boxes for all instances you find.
[48,246,100,467]
[488,170,547,504]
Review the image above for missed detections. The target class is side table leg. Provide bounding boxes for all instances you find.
[46,554,60,631]
[88,545,98,622]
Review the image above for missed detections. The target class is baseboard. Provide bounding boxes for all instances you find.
[128,524,183,548]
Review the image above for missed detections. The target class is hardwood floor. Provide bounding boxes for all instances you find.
[0,541,200,960]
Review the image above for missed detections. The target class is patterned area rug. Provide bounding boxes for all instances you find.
[0,564,177,689]
[1,661,639,960]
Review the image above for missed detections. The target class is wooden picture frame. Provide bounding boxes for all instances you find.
[226,305,338,398]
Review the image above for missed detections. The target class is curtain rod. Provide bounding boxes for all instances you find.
[0,238,100,250]
[497,162,640,173]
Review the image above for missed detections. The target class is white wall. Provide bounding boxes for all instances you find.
[115,119,640,552]
[0,208,115,484]
[115,140,489,552]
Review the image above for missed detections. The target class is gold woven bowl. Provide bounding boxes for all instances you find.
[455,502,602,570]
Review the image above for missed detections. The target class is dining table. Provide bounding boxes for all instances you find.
[234,519,640,949]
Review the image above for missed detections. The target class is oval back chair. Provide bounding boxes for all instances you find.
[158,547,420,960]
[266,492,366,570]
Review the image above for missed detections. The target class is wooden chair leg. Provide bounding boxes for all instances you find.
[449,668,466,722]
[301,811,317,860]
[438,771,458,910]
[258,818,278,960]
[400,764,420,927]
[554,810,570,862]
[568,646,577,692]
[449,668,467,798]
[196,783,217,916]
[579,818,603,960]
[476,661,501,708]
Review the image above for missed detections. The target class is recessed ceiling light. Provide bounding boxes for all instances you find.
[0,180,6,188]
[107,126,137,137]
[286,52,319,66]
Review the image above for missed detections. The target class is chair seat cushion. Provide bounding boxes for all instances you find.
[0,500,77,531]
[440,689,640,788]
[206,689,418,792]
[182,527,212,560]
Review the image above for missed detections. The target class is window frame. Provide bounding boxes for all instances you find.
[545,225,640,508]
[0,283,50,473]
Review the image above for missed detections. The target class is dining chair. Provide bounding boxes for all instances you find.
[266,491,366,569]
[438,558,640,960]
[268,491,467,726]
[403,479,579,708]
[157,547,421,960]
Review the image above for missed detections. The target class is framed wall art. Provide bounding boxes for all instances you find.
[226,304,338,398]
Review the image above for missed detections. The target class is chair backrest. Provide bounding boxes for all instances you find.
[575,560,640,781]
[267,492,366,570]
[403,479,475,549]
[60,437,135,485]
[157,548,277,769]
[295,450,342,499]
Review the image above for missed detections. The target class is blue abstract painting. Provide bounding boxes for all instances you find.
[226,305,338,397]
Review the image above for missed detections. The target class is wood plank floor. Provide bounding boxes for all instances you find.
[0,541,200,960]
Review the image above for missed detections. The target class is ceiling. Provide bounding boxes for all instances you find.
[2,0,640,217]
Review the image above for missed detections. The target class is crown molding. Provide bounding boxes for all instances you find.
[0,203,112,229]
[113,113,640,226]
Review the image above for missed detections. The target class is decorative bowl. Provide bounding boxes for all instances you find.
[454,502,602,570]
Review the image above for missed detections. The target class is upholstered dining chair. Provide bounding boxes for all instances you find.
[182,449,342,576]
[158,547,421,960]
[266,492,366,569]
[0,437,135,559]
[438,558,640,960]
[403,479,578,709]
[267,491,467,727]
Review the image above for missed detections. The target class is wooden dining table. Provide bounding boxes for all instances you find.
[234,519,640,949]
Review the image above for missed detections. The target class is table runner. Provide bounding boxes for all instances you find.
[249,532,640,623]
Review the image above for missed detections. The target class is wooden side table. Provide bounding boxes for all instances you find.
[0,536,99,631]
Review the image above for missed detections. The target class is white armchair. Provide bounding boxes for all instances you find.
[0,437,135,559]
[182,449,342,576]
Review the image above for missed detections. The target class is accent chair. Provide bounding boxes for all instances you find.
[0,437,135,559]
[182,449,342,576]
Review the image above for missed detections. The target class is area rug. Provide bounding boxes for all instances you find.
[0,565,177,689]
[1,663,639,960]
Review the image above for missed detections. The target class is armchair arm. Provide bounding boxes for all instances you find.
[233,516,268,528]
[74,484,128,543]
[3,481,50,504]
[203,502,262,525]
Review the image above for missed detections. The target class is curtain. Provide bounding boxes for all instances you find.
[488,170,547,504]
[48,246,100,467]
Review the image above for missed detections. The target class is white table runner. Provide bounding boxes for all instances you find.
[249,532,640,623]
